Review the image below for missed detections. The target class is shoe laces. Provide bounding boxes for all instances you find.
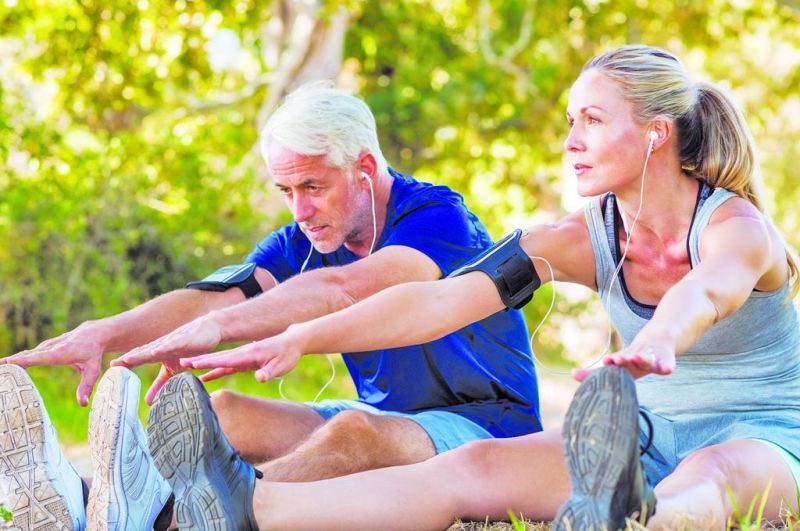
[231,450,263,479]
[638,410,654,457]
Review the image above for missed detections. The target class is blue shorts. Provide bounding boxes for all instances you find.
[306,399,494,454]
[639,407,800,489]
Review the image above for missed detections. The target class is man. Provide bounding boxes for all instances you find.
[2,82,541,529]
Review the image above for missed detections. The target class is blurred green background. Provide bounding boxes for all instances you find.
[1,0,798,442]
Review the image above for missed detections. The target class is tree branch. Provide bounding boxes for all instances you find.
[478,0,537,96]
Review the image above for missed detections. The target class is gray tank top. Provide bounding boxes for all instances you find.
[584,185,800,424]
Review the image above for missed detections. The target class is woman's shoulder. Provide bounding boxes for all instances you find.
[706,189,763,226]
[701,189,788,291]
[521,208,596,287]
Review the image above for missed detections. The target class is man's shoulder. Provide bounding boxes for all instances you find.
[389,168,468,213]
[255,220,304,245]
[246,221,307,263]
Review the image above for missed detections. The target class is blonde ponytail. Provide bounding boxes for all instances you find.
[677,82,763,210]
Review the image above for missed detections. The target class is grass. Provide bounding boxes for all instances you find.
[446,490,800,531]
[446,519,646,530]
[448,519,550,531]
[447,517,798,531]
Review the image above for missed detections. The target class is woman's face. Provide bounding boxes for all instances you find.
[565,68,651,197]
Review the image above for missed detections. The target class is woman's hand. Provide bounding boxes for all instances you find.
[180,327,305,383]
[573,340,676,382]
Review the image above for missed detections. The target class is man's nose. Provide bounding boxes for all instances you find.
[292,194,315,223]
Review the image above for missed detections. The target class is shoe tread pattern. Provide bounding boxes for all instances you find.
[0,365,75,530]
[147,375,232,531]
[553,367,639,531]
[87,367,126,531]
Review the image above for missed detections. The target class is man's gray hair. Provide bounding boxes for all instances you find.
[260,81,388,176]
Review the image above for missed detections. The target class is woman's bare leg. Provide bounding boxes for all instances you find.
[649,439,797,529]
[252,427,569,531]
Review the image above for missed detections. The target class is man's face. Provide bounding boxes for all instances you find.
[267,143,372,255]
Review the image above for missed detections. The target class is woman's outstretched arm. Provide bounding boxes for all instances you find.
[589,202,785,380]
[183,212,595,381]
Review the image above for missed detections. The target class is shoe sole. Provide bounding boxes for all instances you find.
[147,374,234,531]
[0,364,78,530]
[553,366,640,531]
[88,366,157,531]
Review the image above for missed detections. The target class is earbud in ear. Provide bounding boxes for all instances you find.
[361,171,373,184]
[647,131,658,153]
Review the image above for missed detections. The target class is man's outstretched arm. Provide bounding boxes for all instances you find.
[114,245,441,400]
[3,268,274,405]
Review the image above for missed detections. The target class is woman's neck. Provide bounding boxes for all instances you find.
[614,164,700,243]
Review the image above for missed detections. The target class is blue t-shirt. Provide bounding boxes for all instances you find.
[246,169,541,438]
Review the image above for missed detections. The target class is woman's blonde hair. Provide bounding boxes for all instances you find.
[584,45,798,297]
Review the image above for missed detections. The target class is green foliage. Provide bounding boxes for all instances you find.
[782,487,800,529]
[507,510,527,531]
[1,0,798,438]
[726,480,771,531]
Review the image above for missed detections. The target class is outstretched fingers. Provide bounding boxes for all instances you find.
[3,347,71,368]
[114,341,171,368]
[602,350,675,379]
[145,364,180,405]
[198,367,236,382]
[76,361,101,407]
[255,357,281,382]
[180,344,262,371]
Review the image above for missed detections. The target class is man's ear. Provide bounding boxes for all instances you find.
[356,152,378,189]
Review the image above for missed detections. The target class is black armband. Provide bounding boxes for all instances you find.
[449,229,540,310]
[186,263,263,299]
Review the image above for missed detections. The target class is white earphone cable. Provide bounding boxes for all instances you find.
[527,136,656,375]
[279,172,378,402]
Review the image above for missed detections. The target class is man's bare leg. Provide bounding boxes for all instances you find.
[259,410,435,481]
[212,390,436,481]
[253,428,568,531]
[210,389,325,463]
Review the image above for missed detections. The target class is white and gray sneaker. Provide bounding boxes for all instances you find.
[147,372,260,531]
[87,366,173,531]
[0,364,87,530]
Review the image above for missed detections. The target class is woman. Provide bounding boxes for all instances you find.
[181,45,800,530]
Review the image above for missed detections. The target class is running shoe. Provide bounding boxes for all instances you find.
[86,366,174,531]
[553,366,657,531]
[0,364,86,530]
[147,372,260,531]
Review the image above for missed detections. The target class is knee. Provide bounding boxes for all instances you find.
[310,411,383,468]
[209,388,237,414]
[439,438,500,483]
[319,410,380,445]
[674,446,738,507]
[680,446,736,483]
[209,389,247,430]
[430,439,504,510]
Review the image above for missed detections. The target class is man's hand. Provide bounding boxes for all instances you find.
[143,361,183,405]
[1,322,107,406]
[572,342,676,383]
[112,314,224,369]
[180,330,304,383]
[111,314,225,402]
